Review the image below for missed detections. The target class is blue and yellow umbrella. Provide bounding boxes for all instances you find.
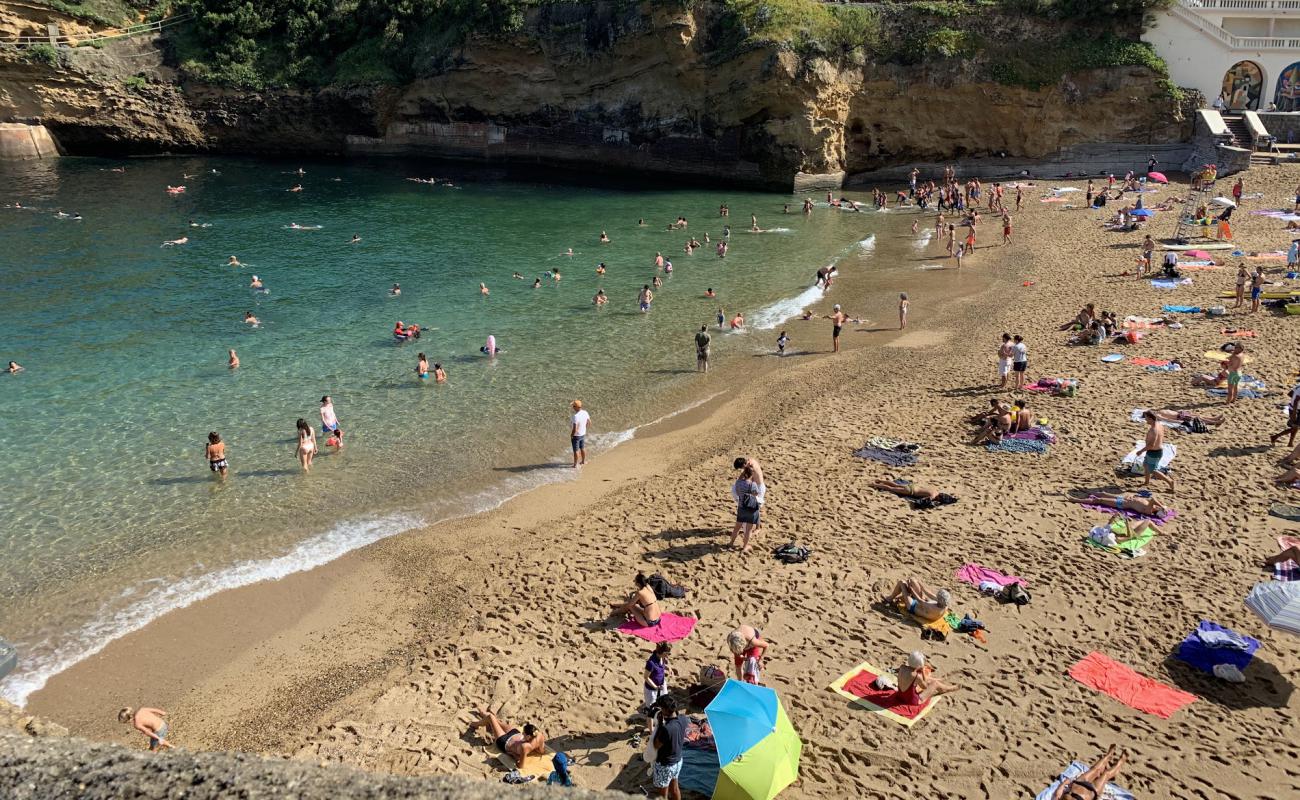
[705,680,802,800]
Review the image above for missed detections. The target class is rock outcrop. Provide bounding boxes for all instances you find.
[0,1,1190,186]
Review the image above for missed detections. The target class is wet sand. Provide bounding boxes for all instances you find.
[31,169,1300,798]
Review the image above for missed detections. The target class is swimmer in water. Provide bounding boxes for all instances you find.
[206,432,228,480]
[244,311,259,325]
[325,429,343,452]
[533,278,542,289]
[638,218,646,227]
[599,231,610,243]
[652,275,663,288]
[751,214,759,231]
[705,288,716,298]
[723,225,731,238]
[417,352,429,380]
[228,349,239,369]
[593,289,608,306]
[664,260,672,275]
[7,361,23,373]
[730,312,745,330]
[639,285,653,313]
[288,184,303,192]
[596,262,606,275]
[563,248,574,257]
[228,256,242,267]
[350,234,361,244]
[434,362,446,382]
[480,282,490,296]
[160,237,189,247]
[717,307,726,329]
[512,272,524,279]
[655,252,664,270]
[250,275,264,290]
[390,283,401,296]
[553,269,561,283]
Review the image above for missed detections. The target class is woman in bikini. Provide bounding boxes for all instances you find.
[609,573,662,627]
[470,708,545,765]
[1051,745,1129,800]
[295,418,316,472]
[1068,491,1166,517]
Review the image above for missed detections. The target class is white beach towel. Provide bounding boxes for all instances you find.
[1122,440,1176,471]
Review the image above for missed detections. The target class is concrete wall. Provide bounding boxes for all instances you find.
[845,142,1194,185]
[1257,111,1300,142]
[1144,10,1300,110]
[0,123,60,159]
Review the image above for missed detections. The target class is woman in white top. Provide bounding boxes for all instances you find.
[729,457,765,552]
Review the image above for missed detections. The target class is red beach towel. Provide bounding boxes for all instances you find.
[1068,651,1196,718]
[842,668,933,720]
[616,613,697,643]
[1129,358,1170,366]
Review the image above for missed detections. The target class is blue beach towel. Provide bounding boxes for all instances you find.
[852,446,918,467]
[985,438,1049,454]
[1038,762,1135,800]
[1174,621,1259,675]
[1162,305,1200,313]
[1206,388,1263,399]
[1150,279,1183,289]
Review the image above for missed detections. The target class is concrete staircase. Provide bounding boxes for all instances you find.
[1221,115,1253,149]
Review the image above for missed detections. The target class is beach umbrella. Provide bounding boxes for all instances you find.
[1131,209,1154,218]
[1211,196,1237,207]
[1147,171,1168,183]
[1246,581,1300,636]
[705,680,802,800]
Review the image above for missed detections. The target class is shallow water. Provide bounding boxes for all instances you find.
[0,157,901,704]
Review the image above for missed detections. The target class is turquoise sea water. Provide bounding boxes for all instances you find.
[0,156,897,705]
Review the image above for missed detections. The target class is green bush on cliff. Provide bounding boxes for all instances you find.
[982,34,1168,89]
[24,44,61,67]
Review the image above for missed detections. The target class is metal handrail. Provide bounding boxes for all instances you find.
[1170,2,1300,48]
[6,13,192,48]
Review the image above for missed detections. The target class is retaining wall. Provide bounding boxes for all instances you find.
[0,123,60,159]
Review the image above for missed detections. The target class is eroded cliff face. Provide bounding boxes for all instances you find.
[0,2,1188,187]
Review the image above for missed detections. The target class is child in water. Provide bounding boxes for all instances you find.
[777,331,789,356]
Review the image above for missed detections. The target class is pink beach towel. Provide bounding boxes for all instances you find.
[1129,358,1170,367]
[955,563,1027,588]
[1069,651,1196,719]
[617,613,697,643]
[1078,503,1177,525]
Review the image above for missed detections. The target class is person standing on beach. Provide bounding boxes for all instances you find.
[571,400,590,468]
[118,706,172,751]
[729,457,765,552]
[1001,214,1012,245]
[825,305,848,353]
[898,293,909,329]
[695,325,711,372]
[650,695,688,799]
[1223,344,1247,405]
[1233,263,1249,308]
[205,432,228,480]
[997,333,1014,388]
[643,642,671,714]
[1011,334,1028,389]
[1135,411,1176,492]
[1232,177,1244,208]
[1250,268,1264,313]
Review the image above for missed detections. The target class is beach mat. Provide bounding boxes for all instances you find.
[617,613,697,643]
[1077,502,1176,525]
[1268,503,1300,522]
[828,661,939,727]
[1084,522,1156,557]
[495,748,554,779]
[955,563,1026,588]
[1161,305,1200,313]
[1036,761,1135,800]
[1069,651,1196,718]
[852,446,918,467]
[1121,441,1176,472]
[1174,621,1259,675]
[985,438,1048,454]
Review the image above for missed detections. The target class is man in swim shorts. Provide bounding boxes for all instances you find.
[320,396,340,435]
[118,706,173,751]
[825,305,848,353]
[571,400,590,468]
[1223,344,1246,405]
[1135,411,1176,492]
[471,708,545,766]
[639,285,653,313]
[695,325,711,372]
[205,432,228,479]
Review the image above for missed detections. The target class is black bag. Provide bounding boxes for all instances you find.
[648,573,687,600]
[772,542,810,564]
[997,583,1031,606]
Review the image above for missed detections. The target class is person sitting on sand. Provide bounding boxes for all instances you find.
[471,708,545,765]
[1009,399,1033,433]
[1263,544,1300,570]
[1051,745,1129,800]
[895,651,960,705]
[609,573,663,627]
[1059,305,1096,332]
[1068,491,1167,517]
[881,579,951,623]
[971,401,1012,445]
[118,706,172,751]
[727,624,770,684]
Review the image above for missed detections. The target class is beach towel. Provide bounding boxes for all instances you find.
[955,563,1027,588]
[1267,503,1300,522]
[1077,502,1176,525]
[1274,535,1300,581]
[617,613,697,643]
[1151,279,1191,289]
[828,661,939,727]
[985,438,1048,454]
[1130,358,1170,367]
[1220,329,1256,337]
[1121,441,1175,472]
[496,748,554,779]
[853,446,917,467]
[1069,651,1196,718]
[1005,426,1057,443]
[1207,387,1263,399]
[1123,316,1166,328]
[1162,305,1201,313]
[1145,363,1183,373]
[1084,521,1156,557]
[1036,761,1135,800]
[1175,621,1259,675]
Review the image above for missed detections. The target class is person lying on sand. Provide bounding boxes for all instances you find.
[471,708,545,764]
[1263,545,1300,570]
[896,651,960,704]
[870,479,958,509]
[1089,514,1158,547]
[1272,464,1300,485]
[1190,370,1229,388]
[1068,491,1167,517]
[1051,745,1129,800]
[1149,409,1224,428]
[609,573,663,627]
[881,579,951,623]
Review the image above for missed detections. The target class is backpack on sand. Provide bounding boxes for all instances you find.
[648,573,687,600]
[772,542,811,564]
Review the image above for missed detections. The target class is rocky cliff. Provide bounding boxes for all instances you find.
[0,1,1190,188]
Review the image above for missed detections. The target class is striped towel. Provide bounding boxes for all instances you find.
[985,438,1049,454]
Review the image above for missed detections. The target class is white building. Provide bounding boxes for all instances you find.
[1145,0,1300,111]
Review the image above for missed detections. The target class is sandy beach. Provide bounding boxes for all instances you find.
[30,167,1300,798]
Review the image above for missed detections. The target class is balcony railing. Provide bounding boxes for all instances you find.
[1181,0,1300,12]
[1172,2,1300,48]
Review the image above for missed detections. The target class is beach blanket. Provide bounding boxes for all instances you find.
[496,748,555,779]
[1130,358,1170,367]
[985,438,1048,454]
[1267,503,1300,522]
[1175,621,1259,675]
[1036,761,1135,800]
[1151,278,1191,289]
[1084,521,1156,557]
[955,563,1026,589]
[1274,535,1300,581]
[1069,651,1196,718]
[1220,329,1257,337]
[828,661,939,727]
[1207,387,1264,399]
[853,446,917,467]
[617,613,697,643]
[1162,305,1201,313]
[1077,501,1176,526]
[1121,441,1175,471]
[1145,363,1183,373]
[865,436,921,452]
[1127,409,1203,434]
[1005,426,1057,443]
[1123,316,1166,328]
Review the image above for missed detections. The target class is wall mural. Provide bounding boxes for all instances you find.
[1276,61,1300,112]
[1222,60,1263,111]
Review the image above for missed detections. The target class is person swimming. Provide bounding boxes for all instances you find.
[228,256,242,267]
[481,335,501,355]
[596,263,606,275]
[390,283,401,296]
[228,349,239,369]
[350,234,361,244]
[593,289,608,306]
[160,237,188,247]
[250,275,266,292]
[533,278,542,289]
[705,288,716,298]
[288,185,303,193]
[730,312,745,330]
[512,272,524,280]
[7,361,24,373]
[480,282,490,296]
[599,231,610,243]
[243,311,259,326]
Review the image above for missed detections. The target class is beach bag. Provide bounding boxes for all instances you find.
[642,717,659,765]
[773,542,810,564]
[648,573,687,600]
[1187,416,1209,434]
[739,489,761,511]
[698,664,726,687]
[997,584,1031,606]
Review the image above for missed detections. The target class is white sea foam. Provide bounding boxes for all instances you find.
[914,230,933,249]
[749,284,825,331]
[857,234,876,251]
[0,395,719,708]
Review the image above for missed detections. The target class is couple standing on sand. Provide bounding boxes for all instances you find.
[996,333,1029,388]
